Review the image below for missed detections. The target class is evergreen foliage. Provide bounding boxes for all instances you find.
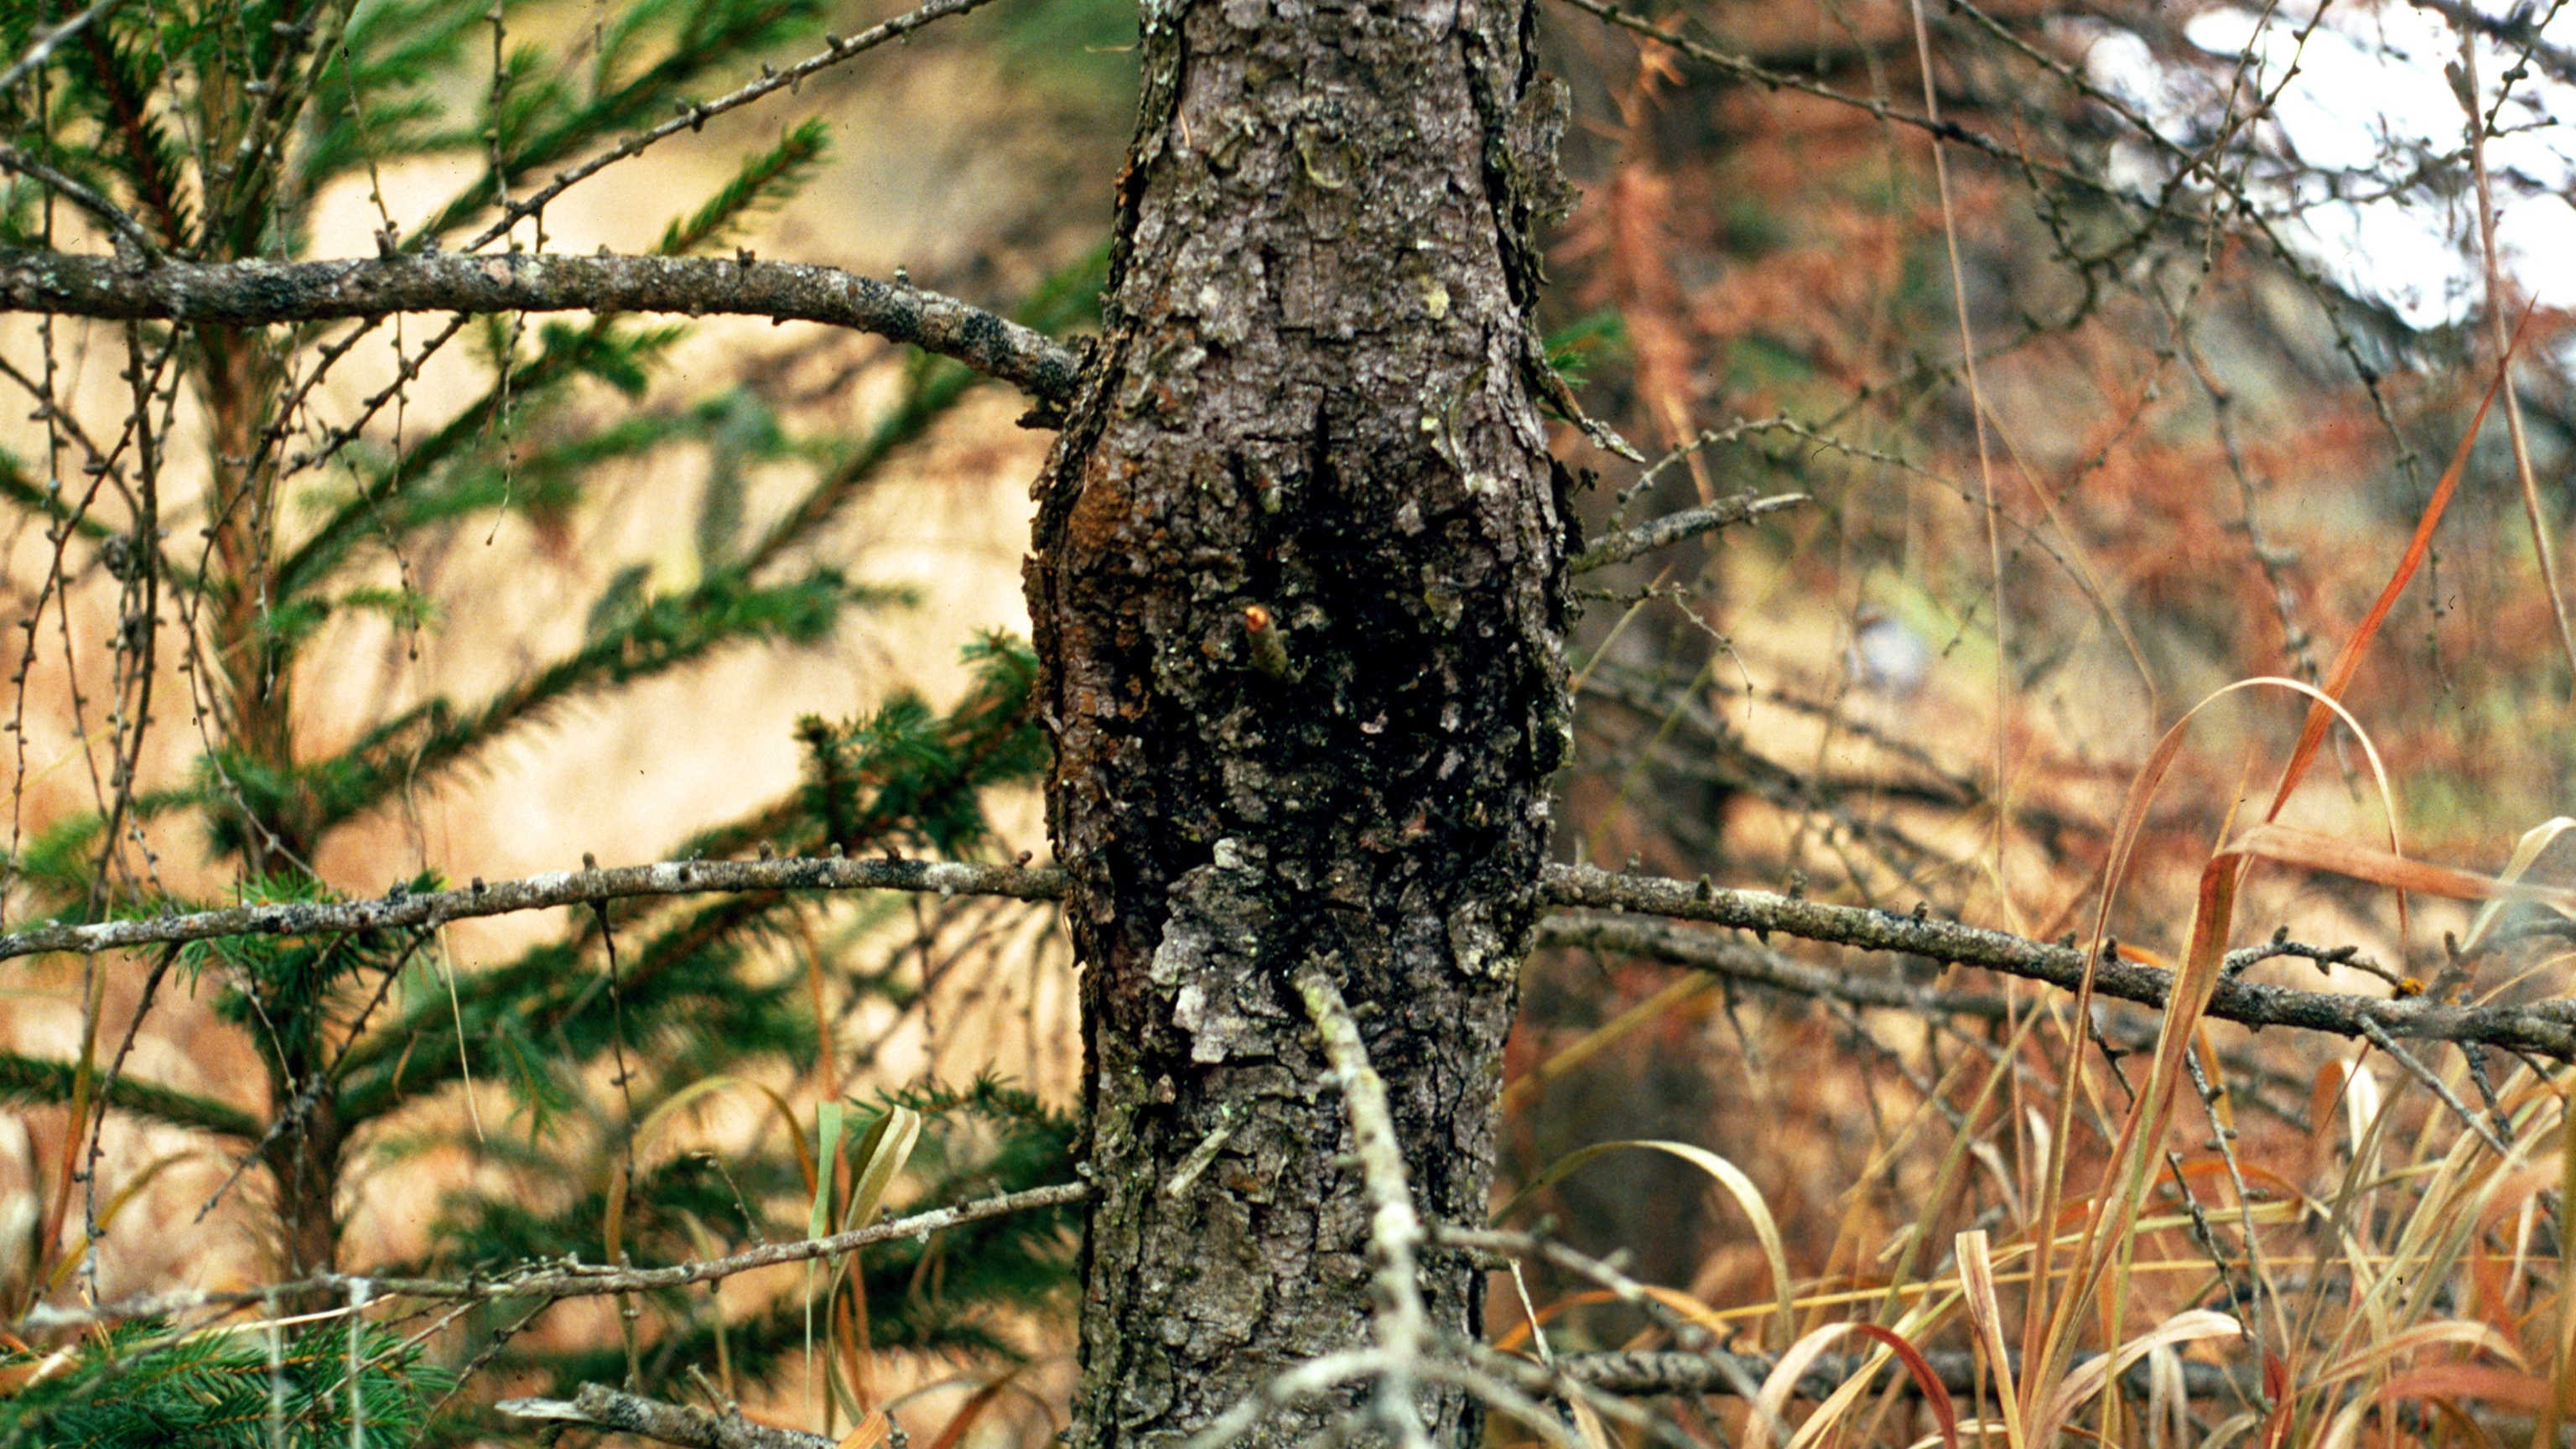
[0,0,1093,1441]
[0,1321,451,1449]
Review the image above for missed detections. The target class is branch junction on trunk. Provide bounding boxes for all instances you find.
[6,856,2564,1058]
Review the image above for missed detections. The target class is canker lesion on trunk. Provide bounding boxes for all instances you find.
[1026,4,1575,1446]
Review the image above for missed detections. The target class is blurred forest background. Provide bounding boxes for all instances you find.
[5,0,2576,1441]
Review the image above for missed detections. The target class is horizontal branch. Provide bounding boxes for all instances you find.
[499,1384,834,1449]
[1554,1347,2247,1404]
[19,1180,1091,1331]
[1539,865,2576,1058]
[0,855,1067,963]
[1535,913,2011,1024]
[1570,492,1807,573]
[0,248,1083,404]
[13,854,2564,1060]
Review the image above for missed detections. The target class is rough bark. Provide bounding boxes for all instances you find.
[1026,4,1574,1446]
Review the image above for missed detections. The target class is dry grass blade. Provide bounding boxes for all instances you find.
[2226,823,2576,911]
[2548,1101,2576,1443]
[922,1368,1026,1449]
[2315,1363,2554,1449]
[2459,817,2576,955]
[1748,1322,1960,1449]
[2028,676,2397,1420]
[2036,1310,2242,1440]
[1955,1230,2024,1449]
[2261,302,2537,827]
[44,1150,201,1295]
[1498,1140,1795,1351]
[2029,840,2245,1441]
[836,1410,895,1449]
[843,1105,923,1233]
[1498,972,1718,1112]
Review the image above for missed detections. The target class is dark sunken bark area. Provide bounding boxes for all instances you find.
[1026,3,1572,1446]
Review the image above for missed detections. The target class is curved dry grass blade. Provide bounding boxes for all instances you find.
[2036,1310,2243,1441]
[2314,1363,2553,1449]
[841,1105,922,1233]
[2310,1320,2530,1389]
[835,1410,894,1449]
[2229,823,2576,912]
[2147,1344,2186,1449]
[2459,817,2576,956]
[2034,844,2246,1426]
[1498,1139,1794,1349]
[922,1364,1030,1449]
[1750,1321,1960,1449]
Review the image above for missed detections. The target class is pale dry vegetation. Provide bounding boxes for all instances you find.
[1507,3,2576,1446]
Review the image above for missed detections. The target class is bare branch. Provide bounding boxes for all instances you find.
[1535,911,2014,1024]
[0,855,1068,964]
[19,1180,1090,1331]
[19,854,2569,1064]
[0,148,163,262]
[499,1384,834,1449]
[0,249,1083,403]
[1548,0,2111,197]
[463,0,1010,252]
[1537,865,2576,1058]
[1553,1348,2249,1403]
[2406,0,2576,88]
[0,0,127,96]
[1570,491,1808,573]
[2358,1015,2512,1157]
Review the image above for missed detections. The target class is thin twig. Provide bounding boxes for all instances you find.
[1548,0,2111,199]
[460,0,1012,254]
[2358,1016,2513,1157]
[1551,1348,2251,1403]
[0,147,163,262]
[1540,866,2576,1057]
[20,1180,1091,1331]
[0,0,128,96]
[1571,492,1808,573]
[2454,21,2576,696]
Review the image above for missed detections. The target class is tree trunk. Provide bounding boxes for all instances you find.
[1027,5,1574,1446]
